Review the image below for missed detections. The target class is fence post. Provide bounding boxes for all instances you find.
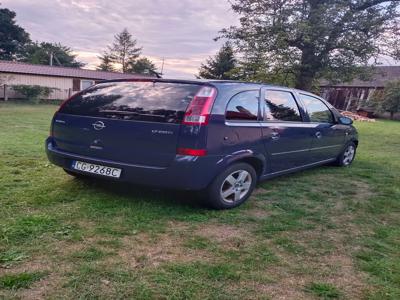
[4,84,8,101]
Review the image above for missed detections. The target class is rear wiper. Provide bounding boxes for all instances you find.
[99,109,141,115]
[99,110,164,118]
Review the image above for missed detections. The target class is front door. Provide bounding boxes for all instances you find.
[298,93,345,162]
[260,88,314,173]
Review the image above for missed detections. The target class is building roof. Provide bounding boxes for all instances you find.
[320,66,400,88]
[0,60,152,80]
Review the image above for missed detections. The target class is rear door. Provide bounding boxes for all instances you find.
[222,89,263,156]
[53,81,201,167]
[298,93,345,162]
[260,88,315,173]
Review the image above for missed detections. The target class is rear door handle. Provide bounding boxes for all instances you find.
[271,131,280,140]
[315,131,322,139]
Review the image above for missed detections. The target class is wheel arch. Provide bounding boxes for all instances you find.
[220,152,266,180]
[352,139,359,148]
[235,156,264,179]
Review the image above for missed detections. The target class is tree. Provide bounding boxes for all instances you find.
[198,43,236,79]
[382,80,400,119]
[127,57,157,74]
[220,0,400,91]
[0,7,30,60]
[108,29,142,73]
[22,42,84,68]
[97,53,115,72]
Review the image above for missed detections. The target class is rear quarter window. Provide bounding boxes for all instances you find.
[59,81,201,124]
[225,90,259,121]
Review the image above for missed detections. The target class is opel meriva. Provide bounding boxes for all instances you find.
[46,79,358,209]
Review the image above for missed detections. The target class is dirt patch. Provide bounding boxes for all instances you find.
[0,256,66,300]
[195,223,249,243]
[245,207,272,219]
[253,187,269,196]
[260,222,370,299]
[17,273,63,300]
[118,221,212,268]
[193,222,259,254]
[252,249,369,299]
[257,274,313,300]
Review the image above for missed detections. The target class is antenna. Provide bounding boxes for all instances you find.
[53,54,62,66]
[160,57,165,75]
[49,50,61,66]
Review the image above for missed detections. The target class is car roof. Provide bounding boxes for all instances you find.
[99,78,320,98]
[102,77,276,88]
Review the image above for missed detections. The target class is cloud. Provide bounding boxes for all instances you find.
[2,0,238,78]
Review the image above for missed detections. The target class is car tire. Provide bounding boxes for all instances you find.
[205,162,257,210]
[335,142,356,167]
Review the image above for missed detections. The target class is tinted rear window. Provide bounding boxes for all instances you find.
[59,81,201,123]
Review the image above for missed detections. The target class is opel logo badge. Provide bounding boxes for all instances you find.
[92,121,106,130]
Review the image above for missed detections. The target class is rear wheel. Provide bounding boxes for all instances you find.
[335,142,356,167]
[206,163,257,209]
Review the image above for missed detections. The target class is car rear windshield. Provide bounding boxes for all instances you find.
[59,81,201,123]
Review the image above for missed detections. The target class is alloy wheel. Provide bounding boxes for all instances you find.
[220,170,252,203]
[343,145,355,166]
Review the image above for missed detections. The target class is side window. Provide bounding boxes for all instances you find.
[300,94,334,123]
[226,90,259,121]
[264,90,302,122]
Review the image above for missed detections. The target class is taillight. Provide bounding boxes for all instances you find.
[182,86,217,125]
[177,148,207,156]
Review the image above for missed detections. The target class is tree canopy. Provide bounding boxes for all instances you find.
[198,43,237,79]
[220,0,400,90]
[97,53,115,72]
[127,57,157,74]
[22,42,84,68]
[108,29,142,73]
[0,7,30,60]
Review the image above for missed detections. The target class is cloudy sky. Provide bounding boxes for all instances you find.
[2,0,239,78]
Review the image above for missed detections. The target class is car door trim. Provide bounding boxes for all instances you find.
[262,158,336,178]
[271,144,342,156]
[259,121,320,128]
[225,121,261,127]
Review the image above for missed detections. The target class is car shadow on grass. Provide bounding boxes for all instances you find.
[67,175,208,211]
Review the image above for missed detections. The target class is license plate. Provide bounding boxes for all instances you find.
[72,161,122,178]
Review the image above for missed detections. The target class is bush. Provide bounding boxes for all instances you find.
[12,85,54,103]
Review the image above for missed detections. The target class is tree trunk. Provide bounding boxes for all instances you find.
[390,111,394,120]
[294,47,319,91]
[295,69,315,91]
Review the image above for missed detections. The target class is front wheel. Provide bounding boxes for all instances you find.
[335,142,356,167]
[206,163,257,210]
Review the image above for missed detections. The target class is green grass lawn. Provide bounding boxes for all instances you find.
[0,102,399,299]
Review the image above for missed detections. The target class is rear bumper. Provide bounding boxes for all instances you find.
[45,137,222,191]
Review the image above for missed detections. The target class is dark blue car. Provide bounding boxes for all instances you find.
[46,79,358,209]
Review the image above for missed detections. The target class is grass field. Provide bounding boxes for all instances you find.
[0,103,399,299]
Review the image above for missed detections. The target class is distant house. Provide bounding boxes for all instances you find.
[320,66,400,113]
[0,60,153,101]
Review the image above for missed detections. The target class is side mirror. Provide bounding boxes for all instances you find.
[338,116,353,125]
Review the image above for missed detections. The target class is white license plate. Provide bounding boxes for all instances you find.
[72,161,121,178]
